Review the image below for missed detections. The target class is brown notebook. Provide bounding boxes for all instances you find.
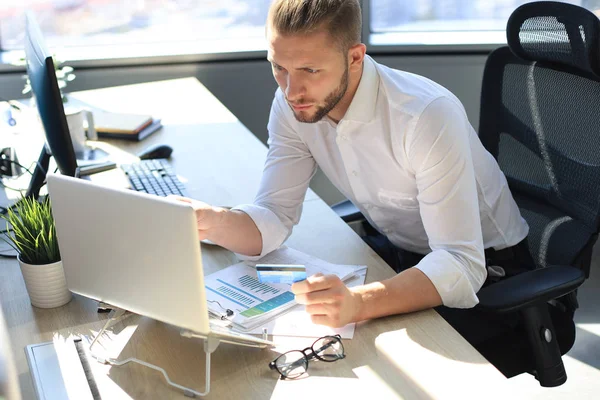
[93,111,153,134]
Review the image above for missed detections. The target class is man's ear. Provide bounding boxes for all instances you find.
[348,43,367,73]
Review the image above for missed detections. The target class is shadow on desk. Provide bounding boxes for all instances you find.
[98,316,281,399]
[101,308,499,399]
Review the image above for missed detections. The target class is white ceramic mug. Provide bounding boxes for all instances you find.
[65,108,97,155]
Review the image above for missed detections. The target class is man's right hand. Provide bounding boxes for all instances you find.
[167,195,226,240]
[167,195,263,256]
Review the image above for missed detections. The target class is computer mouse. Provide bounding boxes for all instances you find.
[137,143,173,160]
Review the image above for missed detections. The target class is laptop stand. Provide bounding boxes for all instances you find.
[88,302,268,397]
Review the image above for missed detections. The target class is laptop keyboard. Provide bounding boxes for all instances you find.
[120,159,188,197]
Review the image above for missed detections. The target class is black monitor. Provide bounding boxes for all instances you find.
[23,12,79,199]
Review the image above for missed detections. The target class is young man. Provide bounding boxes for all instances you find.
[175,0,529,331]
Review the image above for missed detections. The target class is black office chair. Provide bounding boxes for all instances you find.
[333,1,599,387]
[474,1,600,386]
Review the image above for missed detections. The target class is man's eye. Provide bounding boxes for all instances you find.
[306,69,319,74]
[273,64,284,71]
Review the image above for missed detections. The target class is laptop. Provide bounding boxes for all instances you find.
[46,173,272,347]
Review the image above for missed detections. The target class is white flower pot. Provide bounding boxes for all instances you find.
[18,257,72,308]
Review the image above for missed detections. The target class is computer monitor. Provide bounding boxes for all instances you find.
[23,12,79,199]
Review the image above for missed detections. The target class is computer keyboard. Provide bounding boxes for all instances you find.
[120,158,188,197]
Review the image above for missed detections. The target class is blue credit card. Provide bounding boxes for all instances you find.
[256,264,307,284]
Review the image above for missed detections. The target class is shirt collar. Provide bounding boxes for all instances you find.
[341,54,380,124]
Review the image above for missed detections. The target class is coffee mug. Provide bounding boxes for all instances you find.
[65,108,97,156]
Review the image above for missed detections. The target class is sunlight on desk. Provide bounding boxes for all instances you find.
[70,78,238,126]
[577,323,600,337]
[375,328,511,399]
[271,370,402,400]
[52,320,141,400]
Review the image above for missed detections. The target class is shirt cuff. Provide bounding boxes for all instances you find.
[413,249,485,308]
[230,204,290,261]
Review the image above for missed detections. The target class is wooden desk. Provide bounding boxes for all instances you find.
[0,78,511,399]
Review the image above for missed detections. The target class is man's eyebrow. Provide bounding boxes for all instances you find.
[267,59,319,70]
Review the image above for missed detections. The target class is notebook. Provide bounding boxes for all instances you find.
[96,118,162,141]
[94,111,162,141]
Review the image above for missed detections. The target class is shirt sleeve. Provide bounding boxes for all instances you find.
[232,91,317,260]
[406,97,487,308]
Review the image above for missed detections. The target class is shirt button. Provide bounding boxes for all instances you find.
[364,204,372,210]
[384,228,392,234]
[352,170,358,176]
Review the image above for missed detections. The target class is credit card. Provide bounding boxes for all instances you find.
[256,264,307,284]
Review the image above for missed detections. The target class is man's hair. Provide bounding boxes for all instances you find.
[268,0,362,51]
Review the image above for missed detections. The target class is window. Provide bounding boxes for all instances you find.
[369,0,600,46]
[0,0,272,59]
[3,1,600,60]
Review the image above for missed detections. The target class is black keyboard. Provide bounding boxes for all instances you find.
[120,159,188,197]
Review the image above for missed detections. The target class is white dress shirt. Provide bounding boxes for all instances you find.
[234,55,529,308]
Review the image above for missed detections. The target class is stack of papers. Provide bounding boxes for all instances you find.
[204,247,367,333]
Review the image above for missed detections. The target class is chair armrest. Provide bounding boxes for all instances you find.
[477,266,585,313]
[331,199,365,223]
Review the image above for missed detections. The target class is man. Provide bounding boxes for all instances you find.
[175,0,529,335]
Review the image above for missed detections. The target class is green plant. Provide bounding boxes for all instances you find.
[1,197,61,265]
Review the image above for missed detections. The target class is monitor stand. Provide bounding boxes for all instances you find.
[75,145,110,165]
[75,145,117,176]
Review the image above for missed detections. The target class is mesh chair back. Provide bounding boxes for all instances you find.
[479,2,600,272]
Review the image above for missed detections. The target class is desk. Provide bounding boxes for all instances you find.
[0,78,511,399]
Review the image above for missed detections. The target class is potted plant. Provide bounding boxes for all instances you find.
[1,197,71,308]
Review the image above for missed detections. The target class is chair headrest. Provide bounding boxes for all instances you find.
[507,1,600,77]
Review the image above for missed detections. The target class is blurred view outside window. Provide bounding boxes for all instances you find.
[0,0,271,55]
[3,1,600,57]
[371,0,600,45]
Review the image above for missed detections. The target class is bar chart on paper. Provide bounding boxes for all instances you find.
[204,263,296,324]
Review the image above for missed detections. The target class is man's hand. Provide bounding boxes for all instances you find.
[291,273,363,328]
[167,195,225,240]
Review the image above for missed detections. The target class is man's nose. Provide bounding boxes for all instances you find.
[285,75,306,102]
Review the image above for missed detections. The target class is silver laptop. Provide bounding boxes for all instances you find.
[47,173,272,347]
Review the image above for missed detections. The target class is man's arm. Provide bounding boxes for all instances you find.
[167,197,263,256]
[171,90,316,257]
[292,269,442,327]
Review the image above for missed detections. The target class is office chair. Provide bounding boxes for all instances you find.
[332,1,599,387]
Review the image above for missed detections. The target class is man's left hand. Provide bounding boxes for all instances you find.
[291,273,362,327]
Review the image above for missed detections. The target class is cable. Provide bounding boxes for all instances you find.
[10,159,35,176]
[0,157,36,193]
[0,180,26,193]
[1,157,46,179]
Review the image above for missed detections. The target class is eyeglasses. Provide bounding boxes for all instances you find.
[269,335,345,380]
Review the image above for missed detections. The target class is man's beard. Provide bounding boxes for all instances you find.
[289,64,349,124]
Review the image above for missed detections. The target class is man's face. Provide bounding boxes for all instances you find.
[267,28,349,123]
